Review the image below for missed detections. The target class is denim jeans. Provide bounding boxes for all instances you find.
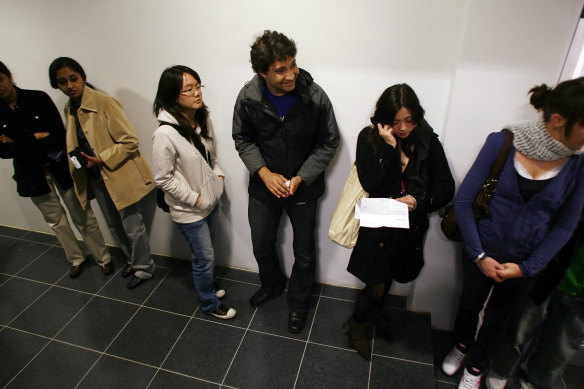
[248,197,317,312]
[492,290,584,388]
[176,206,220,313]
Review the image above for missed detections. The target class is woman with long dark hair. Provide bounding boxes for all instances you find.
[49,57,155,289]
[152,65,236,319]
[0,61,112,277]
[442,78,584,389]
[344,84,454,359]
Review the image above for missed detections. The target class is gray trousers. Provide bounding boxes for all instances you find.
[89,177,154,279]
[31,174,110,266]
[492,290,584,389]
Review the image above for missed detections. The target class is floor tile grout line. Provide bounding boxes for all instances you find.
[2,324,229,388]
[1,318,60,388]
[73,269,172,388]
[1,279,57,336]
[0,274,10,288]
[292,293,321,389]
[0,236,20,252]
[51,264,125,345]
[146,303,203,388]
[317,294,361,303]
[2,271,202,321]
[219,306,259,387]
[435,378,458,386]
[372,352,434,366]
[8,243,54,279]
[241,325,315,343]
[156,365,228,388]
[5,235,59,247]
[306,340,368,354]
[145,318,195,388]
[367,327,375,389]
[1,228,176,270]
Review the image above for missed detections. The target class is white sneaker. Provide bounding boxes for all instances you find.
[215,288,226,298]
[442,346,466,376]
[458,368,482,389]
[485,371,508,389]
[517,377,536,389]
[205,303,236,320]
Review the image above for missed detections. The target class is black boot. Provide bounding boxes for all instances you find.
[343,316,371,361]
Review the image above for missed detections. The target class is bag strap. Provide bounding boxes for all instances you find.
[488,129,513,180]
[158,120,210,166]
[473,129,514,217]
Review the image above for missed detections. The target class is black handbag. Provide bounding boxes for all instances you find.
[440,129,513,241]
[156,188,170,213]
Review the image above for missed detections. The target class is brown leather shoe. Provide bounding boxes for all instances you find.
[100,262,114,275]
[69,263,83,278]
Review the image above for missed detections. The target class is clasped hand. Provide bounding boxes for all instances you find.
[258,166,302,198]
[477,257,523,283]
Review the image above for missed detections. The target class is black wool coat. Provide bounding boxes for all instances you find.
[347,120,455,284]
[0,88,72,197]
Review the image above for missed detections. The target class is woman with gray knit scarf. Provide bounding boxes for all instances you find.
[441,78,584,389]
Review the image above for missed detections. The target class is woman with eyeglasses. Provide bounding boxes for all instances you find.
[344,84,454,360]
[152,65,236,319]
[0,61,112,278]
[49,57,155,289]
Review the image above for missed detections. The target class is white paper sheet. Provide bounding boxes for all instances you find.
[355,198,410,229]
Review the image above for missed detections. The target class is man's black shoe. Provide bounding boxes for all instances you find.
[121,264,134,278]
[249,286,284,307]
[288,311,307,334]
[127,275,146,289]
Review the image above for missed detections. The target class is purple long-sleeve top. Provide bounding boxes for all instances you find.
[454,131,584,277]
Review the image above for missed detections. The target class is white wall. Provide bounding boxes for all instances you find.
[1,0,582,329]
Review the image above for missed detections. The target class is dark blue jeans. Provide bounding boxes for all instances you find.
[248,197,317,312]
[176,206,220,312]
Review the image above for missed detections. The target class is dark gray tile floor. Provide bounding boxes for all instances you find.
[0,225,583,389]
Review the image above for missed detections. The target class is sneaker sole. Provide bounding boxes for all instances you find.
[206,309,237,320]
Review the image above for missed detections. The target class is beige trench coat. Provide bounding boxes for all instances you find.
[65,87,154,210]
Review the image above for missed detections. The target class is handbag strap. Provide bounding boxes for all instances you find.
[488,129,514,181]
[159,120,210,166]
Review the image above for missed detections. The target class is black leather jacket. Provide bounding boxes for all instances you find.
[232,69,339,205]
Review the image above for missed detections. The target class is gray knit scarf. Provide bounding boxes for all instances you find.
[505,119,583,161]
